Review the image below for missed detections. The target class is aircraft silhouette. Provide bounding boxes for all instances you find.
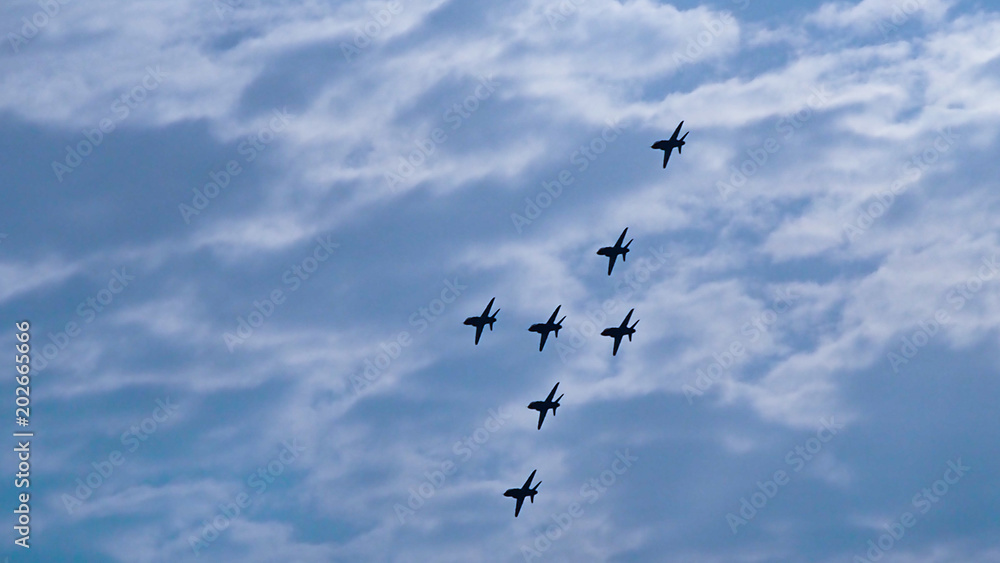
[651,121,688,169]
[601,308,638,356]
[597,228,633,275]
[503,469,540,517]
[528,382,563,430]
[528,306,566,351]
[464,297,499,345]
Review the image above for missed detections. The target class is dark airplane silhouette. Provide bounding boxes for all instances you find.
[651,121,688,169]
[528,382,563,430]
[597,228,632,275]
[464,297,499,345]
[528,306,566,351]
[503,469,540,517]
[602,308,638,356]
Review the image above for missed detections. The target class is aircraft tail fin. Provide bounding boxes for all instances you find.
[680,131,688,141]
[628,319,639,340]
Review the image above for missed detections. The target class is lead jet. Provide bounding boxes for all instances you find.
[597,228,632,275]
[503,469,540,517]
[528,382,563,430]
[528,305,566,351]
[601,308,638,356]
[651,121,688,169]
[464,297,499,345]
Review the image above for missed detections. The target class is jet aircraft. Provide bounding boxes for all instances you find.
[597,228,632,275]
[528,306,566,351]
[651,121,688,169]
[464,297,499,345]
[601,308,638,356]
[503,469,541,517]
[528,382,563,430]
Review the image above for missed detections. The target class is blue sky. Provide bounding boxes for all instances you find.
[2,0,1000,561]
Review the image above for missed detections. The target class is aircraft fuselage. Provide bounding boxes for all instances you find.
[597,246,628,258]
[464,316,494,327]
[651,139,684,150]
[601,326,635,338]
[528,400,557,412]
[528,322,557,333]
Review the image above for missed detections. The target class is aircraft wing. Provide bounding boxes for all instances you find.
[538,331,549,352]
[474,324,484,345]
[482,297,496,317]
[615,228,628,247]
[514,495,524,517]
[537,409,547,430]
[545,382,560,402]
[607,254,617,276]
[621,309,634,328]
[671,121,684,140]
[612,335,623,356]
[547,305,561,324]
[523,470,537,489]
[662,147,672,169]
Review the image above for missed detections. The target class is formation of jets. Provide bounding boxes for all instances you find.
[488,124,685,517]
[466,234,646,518]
